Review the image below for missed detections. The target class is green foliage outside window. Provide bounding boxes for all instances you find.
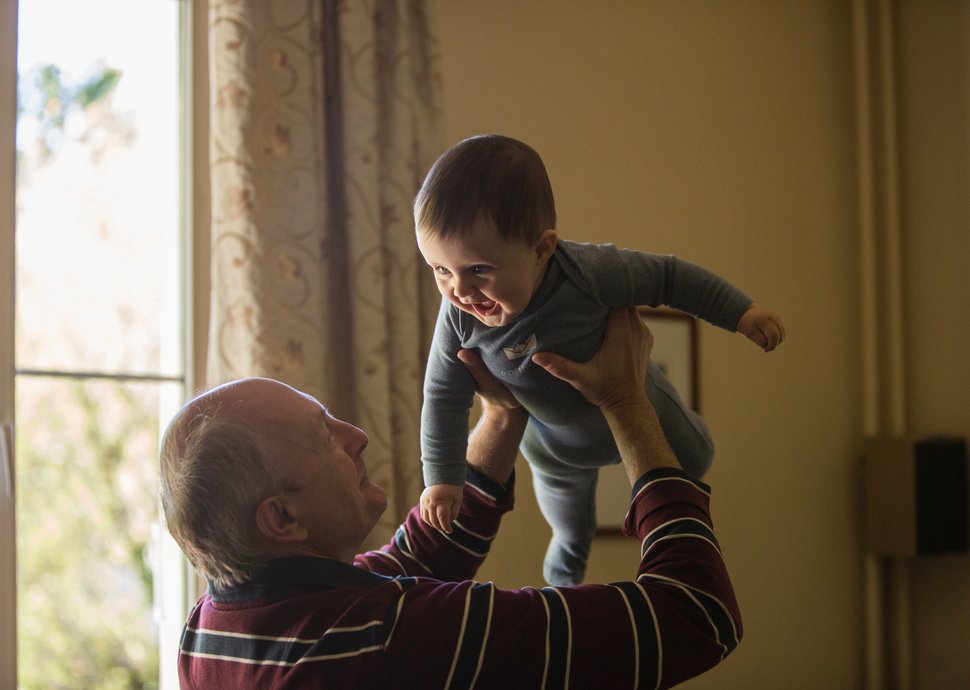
[16,380,160,690]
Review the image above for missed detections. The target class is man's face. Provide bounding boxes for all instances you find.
[232,379,388,561]
[416,219,553,327]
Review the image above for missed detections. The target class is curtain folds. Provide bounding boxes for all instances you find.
[207,0,442,543]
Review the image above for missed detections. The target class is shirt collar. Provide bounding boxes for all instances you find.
[209,555,392,603]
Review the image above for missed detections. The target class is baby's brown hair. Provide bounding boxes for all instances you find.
[414,134,557,243]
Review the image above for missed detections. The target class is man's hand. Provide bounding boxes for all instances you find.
[456,348,526,486]
[531,307,652,411]
[421,484,463,534]
[457,348,522,414]
[737,305,786,352]
[532,307,678,483]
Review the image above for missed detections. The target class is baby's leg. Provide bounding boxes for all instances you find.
[530,465,599,586]
[646,359,714,479]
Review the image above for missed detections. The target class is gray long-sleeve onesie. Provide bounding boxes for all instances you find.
[420,240,752,488]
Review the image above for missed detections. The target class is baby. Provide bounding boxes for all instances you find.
[415,134,784,585]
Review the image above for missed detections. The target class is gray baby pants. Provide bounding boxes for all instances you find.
[527,359,713,586]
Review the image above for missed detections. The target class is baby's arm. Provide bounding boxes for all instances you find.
[737,304,786,352]
[586,245,785,350]
[420,302,478,531]
[420,484,464,533]
[577,244,752,331]
[420,346,526,535]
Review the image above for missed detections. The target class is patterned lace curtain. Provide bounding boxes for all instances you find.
[207,0,442,544]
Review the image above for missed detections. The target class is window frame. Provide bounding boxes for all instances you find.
[0,0,209,686]
[1,0,20,685]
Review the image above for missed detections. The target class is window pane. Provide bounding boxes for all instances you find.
[15,377,181,689]
[15,0,181,376]
[13,1,185,688]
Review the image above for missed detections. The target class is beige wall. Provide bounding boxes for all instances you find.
[897,4,970,689]
[432,1,970,688]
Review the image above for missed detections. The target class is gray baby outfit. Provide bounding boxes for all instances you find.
[421,240,752,584]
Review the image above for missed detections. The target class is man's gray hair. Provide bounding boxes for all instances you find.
[159,406,285,589]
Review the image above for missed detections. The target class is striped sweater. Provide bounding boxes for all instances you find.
[178,466,741,689]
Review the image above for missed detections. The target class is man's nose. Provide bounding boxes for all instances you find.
[343,422,369,454]
[352,426,368,453]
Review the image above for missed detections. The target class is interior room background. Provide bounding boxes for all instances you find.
[2,1,967,688]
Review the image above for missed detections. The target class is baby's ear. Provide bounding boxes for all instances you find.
[534,229,558,264]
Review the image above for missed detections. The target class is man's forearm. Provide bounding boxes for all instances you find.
[465,405,528,485]
[602,398,679,485]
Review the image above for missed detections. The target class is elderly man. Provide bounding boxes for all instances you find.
[160,308,741,689]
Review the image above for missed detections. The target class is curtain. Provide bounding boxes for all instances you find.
[207,0,442,544]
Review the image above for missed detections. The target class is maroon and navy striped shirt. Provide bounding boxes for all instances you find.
[178,466,741,689]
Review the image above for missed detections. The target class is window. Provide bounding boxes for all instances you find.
[2,1,194,687]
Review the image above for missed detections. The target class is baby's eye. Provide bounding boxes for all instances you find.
[433,265,451,276]
[470,265,491,275]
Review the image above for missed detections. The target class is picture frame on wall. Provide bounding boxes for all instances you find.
[595,307,699,533]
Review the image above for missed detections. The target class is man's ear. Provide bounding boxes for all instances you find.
[255,495,308,543]
[534,229,558,265]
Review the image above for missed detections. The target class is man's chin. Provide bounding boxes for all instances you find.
[364,482,389,514]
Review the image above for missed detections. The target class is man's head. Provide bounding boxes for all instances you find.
[159,378,387,589]
[414,135,559,327]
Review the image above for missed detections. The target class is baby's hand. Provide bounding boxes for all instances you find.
[737,305,786,352]
[420,484,464,533]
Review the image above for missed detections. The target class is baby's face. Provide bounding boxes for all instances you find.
[416,220,553,327]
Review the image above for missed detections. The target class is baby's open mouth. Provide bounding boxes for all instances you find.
[470,300,499,317]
